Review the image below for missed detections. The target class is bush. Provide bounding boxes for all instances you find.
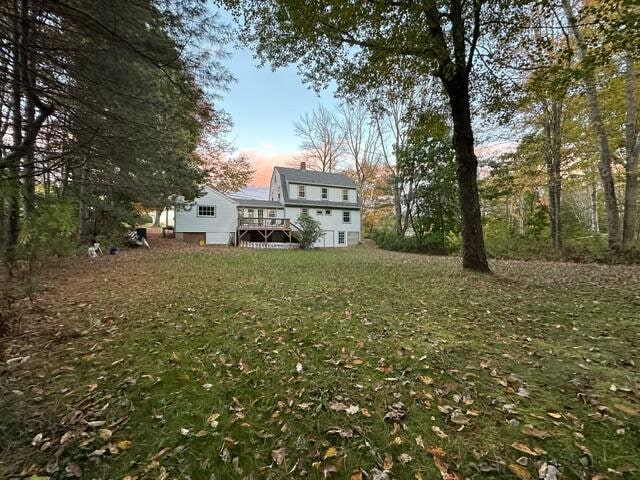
[296,213,323,248]
[370,229,453,255]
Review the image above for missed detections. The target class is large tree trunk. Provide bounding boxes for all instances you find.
[562,0,621,249]
[444,75,490,272]
[623,54,638,249]
[391,175,403,236]
[543,98,563,249]
[8,0,23,252]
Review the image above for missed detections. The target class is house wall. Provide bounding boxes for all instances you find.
[237,207,285,218]
[269,171,283,202]
[286,206,360,247]
[174,187,237,245]
[287,183,356,203]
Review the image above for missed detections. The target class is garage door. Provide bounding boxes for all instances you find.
[206,231,232,245]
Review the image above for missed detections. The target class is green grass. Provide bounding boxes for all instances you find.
[1,245,639,479]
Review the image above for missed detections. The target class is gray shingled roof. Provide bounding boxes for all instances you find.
[275,167,357,188]
[231,198,284,208]
[275,167,361,208]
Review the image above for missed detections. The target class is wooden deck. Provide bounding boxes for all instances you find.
[236,217,301,244]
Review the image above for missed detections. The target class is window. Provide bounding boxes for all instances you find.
[257,209,264,218]
[298,185,305,198]
[198,205,216,217]
[301,208,308,215]
[321,187,328,199]
[316,209,324,215]
[267,209,276,218]
[325,209,331,215]
[342,189,349,201]
[247,208,254,217]
[338,231,345,244]
[343,211,351,223]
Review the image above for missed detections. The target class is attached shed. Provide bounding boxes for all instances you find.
[174,187,237,245]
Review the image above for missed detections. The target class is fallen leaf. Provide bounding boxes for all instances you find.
[419,375,433,385]
[271,447,286,465]
[383,452,393,470]
[345,405,360,415]
[547,411,563,419]
[324,447,338,459]
[296,362,303,373]
[522,426,550,439]
[450,412,470,425]
[323,464,338,478]
[509,463,532,480]
[351,470,363,480]
[511,442,546,456]
[398,453,413,464]
[117,440,133,450]
[432,425,448,439]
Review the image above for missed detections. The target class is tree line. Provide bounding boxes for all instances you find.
[0,0,232,272]
[223,0,639,267]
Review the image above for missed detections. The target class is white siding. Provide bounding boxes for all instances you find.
[175,187,237,244]
[269,171,283,202]
[288,183,356,203]
[287,206,360,247]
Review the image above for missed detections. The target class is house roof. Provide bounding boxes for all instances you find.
[275,167,361,208]
[231,198,283,208]
[274,167,357,188]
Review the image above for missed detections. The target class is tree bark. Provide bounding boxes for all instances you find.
[562,0,621,248]
[443,74,490,272]
[153,210,162,227]
[623,54,638,249]
[8,0,23,251]
[543,98,563,249]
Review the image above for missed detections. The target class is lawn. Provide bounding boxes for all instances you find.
[1,241,639,480]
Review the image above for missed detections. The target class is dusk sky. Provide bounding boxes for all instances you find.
[215,7,338,195]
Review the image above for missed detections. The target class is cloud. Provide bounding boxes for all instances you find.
[238,148,301,187]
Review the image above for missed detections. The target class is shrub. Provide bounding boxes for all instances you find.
[296,213,323,248]
[370,229,453,255]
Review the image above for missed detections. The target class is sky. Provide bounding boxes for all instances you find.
[210,8,514,198]
[214,5,338,197]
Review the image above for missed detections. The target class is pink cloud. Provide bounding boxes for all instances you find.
[238,149,301,187]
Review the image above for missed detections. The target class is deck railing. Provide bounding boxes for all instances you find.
[237,217,290,229]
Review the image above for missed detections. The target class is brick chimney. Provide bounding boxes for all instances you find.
[300,161,306,170]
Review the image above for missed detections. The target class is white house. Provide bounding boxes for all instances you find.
[174,163,361,247]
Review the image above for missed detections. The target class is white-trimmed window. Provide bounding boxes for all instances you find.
[198,205,216,217]
[268,209,276,218]
[338,231,345,244]
[325,209,331,215]
[316,209,324,215]
[247,208,254,217]
[343,211,351,223]
[298,185,305,198]
[342,189,349,201]
[321,187,328,199]
[258,209,264,218]
[301,208,308,215]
